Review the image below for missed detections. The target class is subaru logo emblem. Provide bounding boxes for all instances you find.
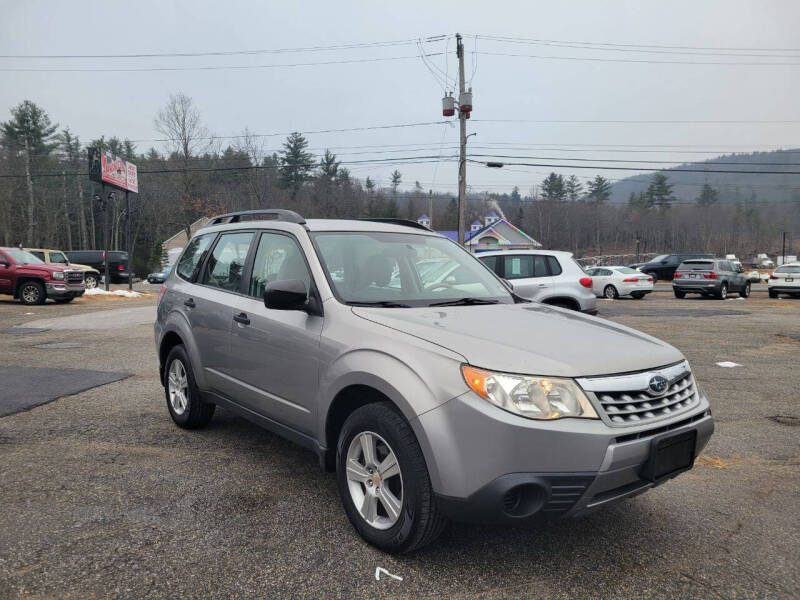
[648,375,668,395]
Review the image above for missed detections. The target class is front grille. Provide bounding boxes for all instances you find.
[65,271,84,284]
[593,371,699,426]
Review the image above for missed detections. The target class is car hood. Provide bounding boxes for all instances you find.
[352,303,684,377]
[18,264,66,274]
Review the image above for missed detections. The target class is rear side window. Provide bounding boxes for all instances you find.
[479,255,498,274]
[176,233,215,281]
[49,252,68,264]
[29,251,45,260]
[545,256,562,276]
[201,232,254,292]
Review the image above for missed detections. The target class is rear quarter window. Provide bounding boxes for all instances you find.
[176,233,215,281]
[545,256,562,276]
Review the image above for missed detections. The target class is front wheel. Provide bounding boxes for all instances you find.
[336,402,446,553]
[84,274,98,289]
[19,281,46,305]
[603,285,619,300]
[739,282,751,298]
[164,345,215,429]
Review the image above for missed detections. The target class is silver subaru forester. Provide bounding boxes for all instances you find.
[155,209,714,553]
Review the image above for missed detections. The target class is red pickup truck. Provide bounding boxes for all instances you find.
[0,247,86,305]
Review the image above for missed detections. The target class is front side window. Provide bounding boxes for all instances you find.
[202,232,254,292]
[313,231,512,307]
[5,249,43,265]
[176,234,215,281]
[249,232,311,298]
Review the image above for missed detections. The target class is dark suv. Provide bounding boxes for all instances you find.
[65,250,131,283]
[673,259,750,299]
[640,253,714,282]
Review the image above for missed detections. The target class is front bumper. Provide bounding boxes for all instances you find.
[45,282,85,298]
[415,390,713,524]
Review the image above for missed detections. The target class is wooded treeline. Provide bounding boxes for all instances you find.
[1,96,797,276]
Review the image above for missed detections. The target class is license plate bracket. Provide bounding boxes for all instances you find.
[640,430,697,482]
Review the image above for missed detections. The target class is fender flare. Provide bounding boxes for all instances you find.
[160,309,208,390]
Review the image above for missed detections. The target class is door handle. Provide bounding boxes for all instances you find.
[537,283,548,287]
[233,312,250,325]
[184,298,195,308]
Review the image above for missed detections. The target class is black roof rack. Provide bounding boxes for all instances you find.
[357,218,431,231]
[206,209,306,226]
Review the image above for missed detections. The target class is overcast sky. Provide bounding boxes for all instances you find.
[2,0,799,196]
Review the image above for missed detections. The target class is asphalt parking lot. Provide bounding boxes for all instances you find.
[0,287,798,599]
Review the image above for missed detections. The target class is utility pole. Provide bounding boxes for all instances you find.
[126,190,132,291]
[781,231,787,265]
[456,33,467,246]
[428,189,434,230]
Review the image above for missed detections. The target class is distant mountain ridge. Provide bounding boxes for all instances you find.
[607,149,800,203]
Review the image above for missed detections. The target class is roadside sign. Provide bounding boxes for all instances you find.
[87,147,138,193]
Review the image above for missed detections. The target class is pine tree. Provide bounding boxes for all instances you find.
[540,172,566,201]
[278,132,314,200]
[696,183,719,207]
[1,100,59,245]
[565,175,583,201]
[646,173,675,212]
[390,170,402,197]
[586,175,611,204]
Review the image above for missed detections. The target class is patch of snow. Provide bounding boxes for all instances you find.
[716,361,741,368]
[84,288,142,298]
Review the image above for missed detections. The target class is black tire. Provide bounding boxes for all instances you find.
[631,292,646,300]
[18,281,46,305]
[336,402,446,553]
[768,289,778,298]
[716,283,728,300]
[54,297,74,304]
[163,345,215,429]
[739,282,751,298]
[674,290,686,299]
[603,285,619,300]
[84,274,98,289]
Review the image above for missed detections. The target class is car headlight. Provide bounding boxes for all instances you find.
[52,271,64,280]
[462,365,598,420]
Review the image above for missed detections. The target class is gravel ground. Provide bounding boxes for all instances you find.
[0,291,798,599]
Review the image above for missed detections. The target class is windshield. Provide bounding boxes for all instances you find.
[312,231,513,307]
[5,249,44,265]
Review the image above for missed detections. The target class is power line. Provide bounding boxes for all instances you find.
[0,53,444,73]
[0,37,447,59]
[478,50,800,66]
[468,33,800,53]
[468,153,800,167]
[468,159,800,175]
[472,118,800,124]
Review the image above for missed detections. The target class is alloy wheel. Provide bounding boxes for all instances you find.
[22,284,40,304]
[168,359,189,415]
[345,431,404,530]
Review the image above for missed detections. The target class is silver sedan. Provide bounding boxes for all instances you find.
[585,266,654,299]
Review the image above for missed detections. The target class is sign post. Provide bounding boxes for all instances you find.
[88,148,139,291]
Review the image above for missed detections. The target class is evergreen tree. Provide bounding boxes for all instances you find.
[565,175,583,201]
[1,100,58,244]
[696,183,719,207]
[586,175,611,204]
[390,170,402,197]
[278,132,314,200]
[628,191,651,212]
[646,173,675,211]
[510,186,521,202]
[541,172,566,201]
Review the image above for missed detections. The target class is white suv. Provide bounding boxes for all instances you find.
[477,249,597,314]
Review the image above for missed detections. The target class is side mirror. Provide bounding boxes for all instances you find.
[264,279,308,311]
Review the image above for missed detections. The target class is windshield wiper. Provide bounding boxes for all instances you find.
[348,300,412,308]
[428,297,502,307]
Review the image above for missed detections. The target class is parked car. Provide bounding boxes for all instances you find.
[0,247,85,305]
[639,253,714,283]
[585,266,653,299]
[155,210,713,553]
[64,250,131,283]
[768,262,800,298]
[754,253,775,269]
[477,249,597,314]
[25,247,101,289]
[673,259,750,299]
[147,265,172,284]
